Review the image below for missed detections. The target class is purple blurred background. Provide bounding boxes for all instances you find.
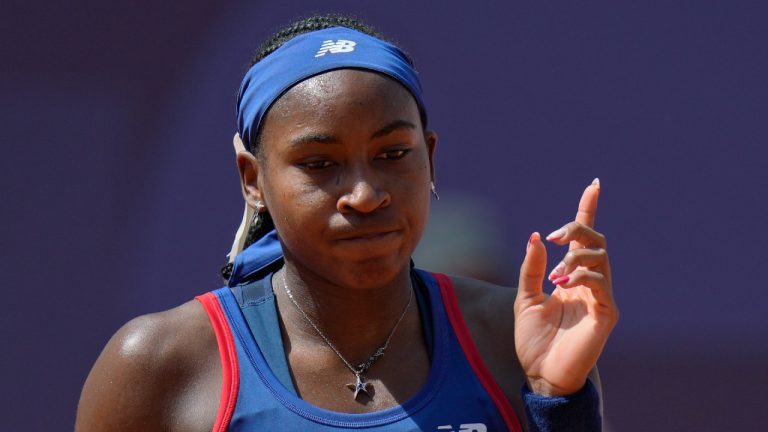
[3,0,766,430]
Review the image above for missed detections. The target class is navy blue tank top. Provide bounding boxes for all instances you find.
[196,269,522,431]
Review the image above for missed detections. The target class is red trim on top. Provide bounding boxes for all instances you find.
[432,273,523,432]
[196,292,240,432]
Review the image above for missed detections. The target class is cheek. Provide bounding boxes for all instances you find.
[408,188,431,239]
[262,168,332,232]
[398,150,432,198]
[394,155,432,234]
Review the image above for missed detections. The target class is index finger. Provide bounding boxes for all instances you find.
[576,178,601,228]
[571,178,601,250]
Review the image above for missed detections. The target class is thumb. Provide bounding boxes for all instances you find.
[516,232,548,310]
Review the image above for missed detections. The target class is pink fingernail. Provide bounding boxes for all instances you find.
[552,275,570,286]
[546,227,566,241]
[548,262,565,280]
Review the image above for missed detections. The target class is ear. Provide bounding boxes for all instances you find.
[234,133,264,207]
[424,129,438,184]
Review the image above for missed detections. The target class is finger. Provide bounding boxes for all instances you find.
[545,222,607,249]
[576,178,601,228]
[562,248,610,277]
[551,269,615,307]
[515,232,548,312]
[548,248,610,281]
[572,178,601,250]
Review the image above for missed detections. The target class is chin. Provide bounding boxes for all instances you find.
[335,254,409,289]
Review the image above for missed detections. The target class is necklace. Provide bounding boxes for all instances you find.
[280,272,413,400]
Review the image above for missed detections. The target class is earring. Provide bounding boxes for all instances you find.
[251,201,264,226]
[430,181,440,200]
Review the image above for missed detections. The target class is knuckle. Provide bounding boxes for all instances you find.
[564,251,576,263]
[578,271,604,286]
[572,269,588,279]
[606,307,620,326]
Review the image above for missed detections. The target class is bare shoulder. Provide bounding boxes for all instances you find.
[446,275,528,419]
[76,300,221,432]
[448,275,518,337]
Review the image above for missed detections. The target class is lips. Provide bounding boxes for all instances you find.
[334,227,402,242]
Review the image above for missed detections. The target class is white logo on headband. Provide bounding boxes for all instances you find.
[315,39,357,57]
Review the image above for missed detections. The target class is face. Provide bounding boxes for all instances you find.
[238,69,437,289]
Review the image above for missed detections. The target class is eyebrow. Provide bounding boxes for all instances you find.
[289,133,339,147]
[288,119,417,147]
[370,119,417,140]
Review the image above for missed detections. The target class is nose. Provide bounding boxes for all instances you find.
[336,170,391,214]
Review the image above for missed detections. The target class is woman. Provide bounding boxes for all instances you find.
[76,15,618,431]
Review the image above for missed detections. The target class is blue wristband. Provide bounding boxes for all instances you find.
[521,379,602,432]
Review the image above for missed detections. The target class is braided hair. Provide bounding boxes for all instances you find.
[220,14,413,280]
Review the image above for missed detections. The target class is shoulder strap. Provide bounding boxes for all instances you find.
[235,276,296,394]
[431,273,523,432]
[195,292,240,432]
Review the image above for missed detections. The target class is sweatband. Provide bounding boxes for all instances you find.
[236,27,427,152]
[521,379,603,431]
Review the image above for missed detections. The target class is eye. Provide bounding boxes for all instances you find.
[376,149,410,160]
[299,159,334,170]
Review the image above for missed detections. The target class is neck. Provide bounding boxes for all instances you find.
[273,261,415,364]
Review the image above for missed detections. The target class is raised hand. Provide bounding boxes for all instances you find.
[514,179,619,396]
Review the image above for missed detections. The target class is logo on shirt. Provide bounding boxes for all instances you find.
[437,424,487,432]
[315,39,357,57]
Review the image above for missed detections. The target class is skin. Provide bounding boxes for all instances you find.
[76,69,617,431]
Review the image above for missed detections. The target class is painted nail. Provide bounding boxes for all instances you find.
[548,261,566,280]
[527,232,540,251]
[592,177,600,187]
[552,275,570,286]
[546,227,567,241]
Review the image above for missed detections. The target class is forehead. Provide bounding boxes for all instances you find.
[263,69,421,132]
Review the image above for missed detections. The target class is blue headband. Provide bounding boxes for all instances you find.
[236,27,426,152]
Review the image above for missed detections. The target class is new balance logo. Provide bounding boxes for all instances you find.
[315,39,357,57]
[437,423,487,432]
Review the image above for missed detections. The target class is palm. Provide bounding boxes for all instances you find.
[516,284,611,394]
